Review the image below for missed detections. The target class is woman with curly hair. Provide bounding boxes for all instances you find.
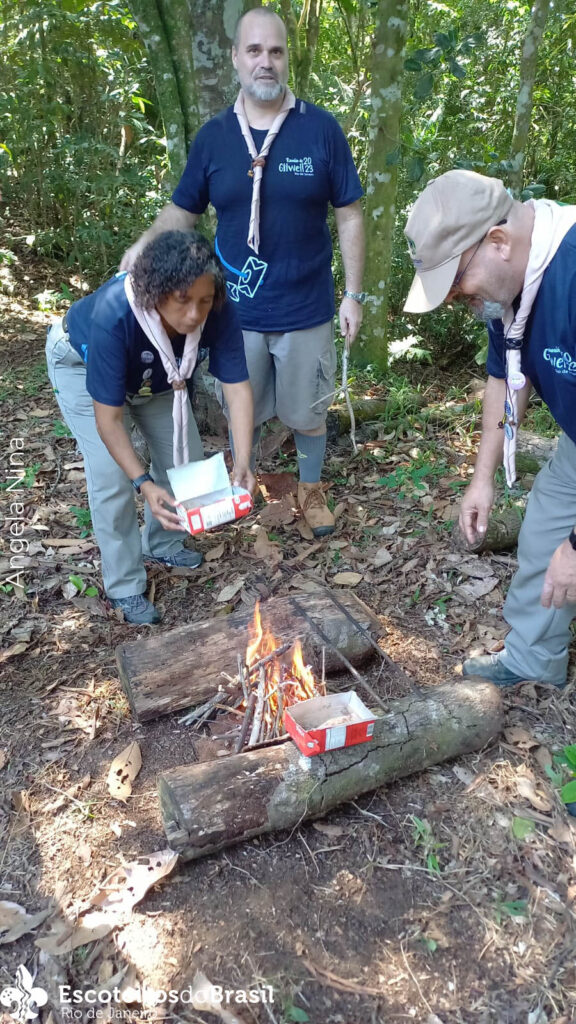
[46,230,254,624]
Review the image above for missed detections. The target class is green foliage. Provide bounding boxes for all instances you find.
[69,574,98,597]
[0,363,48,401]
[493,897,528,925]
[512,816,535,840]
[69,505,93,537]
[552,744,576,805]
[52,420,72,437]
[0,0,166,282]
[376,451,447,499]
[409,815,446,873]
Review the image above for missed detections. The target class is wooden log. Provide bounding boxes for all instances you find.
[116,590,381,722]
[159,679,502,860]
[452,506,523,554]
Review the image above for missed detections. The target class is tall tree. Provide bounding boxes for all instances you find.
[279,0,323,97]
[127,0,256,183]
[354,0,408,368]
[508,0,553,195]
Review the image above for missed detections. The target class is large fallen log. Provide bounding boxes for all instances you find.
[116,590,381,722]
[159,679,502,861]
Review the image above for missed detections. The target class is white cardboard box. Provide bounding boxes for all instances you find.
[167,453,253,536]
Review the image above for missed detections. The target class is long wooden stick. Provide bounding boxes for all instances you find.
[234,692,256,753]
[290,597,388,712]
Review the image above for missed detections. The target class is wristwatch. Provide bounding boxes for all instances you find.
[568,528,576,551]
[131,472,154,493]
[343,289,368,304]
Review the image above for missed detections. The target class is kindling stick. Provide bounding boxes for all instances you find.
[234,691,257,753]
[324,590,415,691]
[289,597,388,712]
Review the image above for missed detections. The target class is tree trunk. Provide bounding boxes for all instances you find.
[116,590,382,722]
[354,0,408,369]
[279,0,323,98]
[127,0,249,183]
[159,679,503,859]
[508,0,552,196]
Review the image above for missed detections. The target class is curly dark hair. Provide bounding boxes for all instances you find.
[131,230,227,311]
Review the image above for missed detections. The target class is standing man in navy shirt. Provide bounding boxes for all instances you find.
[403,169,576,691]
[122,6,365,537]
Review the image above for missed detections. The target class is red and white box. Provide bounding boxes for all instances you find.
[284,691,376,757]
[167,453,253,536]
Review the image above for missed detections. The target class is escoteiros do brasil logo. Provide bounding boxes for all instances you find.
[0,965,48,1022]
[1,966,275,1023]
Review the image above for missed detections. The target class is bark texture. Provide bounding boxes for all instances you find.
[159,679,503,859]
[355,0,409,368]
[508,0,552,195]
[117,590,382,722]
[127,0,248,182]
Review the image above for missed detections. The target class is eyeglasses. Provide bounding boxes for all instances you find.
[449,234,487,296]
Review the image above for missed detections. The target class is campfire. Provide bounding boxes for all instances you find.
[180,601,326,752]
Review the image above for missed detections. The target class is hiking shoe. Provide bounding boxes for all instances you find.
[297,482,335,537]
[146,548,203,569]
[109,594,160,625]
[462,652,565,689]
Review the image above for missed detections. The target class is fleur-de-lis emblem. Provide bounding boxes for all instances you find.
[0,965,48,1021]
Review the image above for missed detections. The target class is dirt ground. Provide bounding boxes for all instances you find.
[1,265,576,1024]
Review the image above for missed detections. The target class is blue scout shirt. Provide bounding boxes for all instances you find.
[65,274,248,407]
[171,101,364,333]
[486,224,576,444]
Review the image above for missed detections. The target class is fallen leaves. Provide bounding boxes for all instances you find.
[216,578,245,603]
[35,849,178,954]
[332,571,363,587]
[0,901,53,944]
[107,741,142,802]
[253,526,283,564]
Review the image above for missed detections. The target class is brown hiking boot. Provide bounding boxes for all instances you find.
[297,482,335,537]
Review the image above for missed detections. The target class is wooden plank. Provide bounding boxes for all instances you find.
[159,679,503,860]
[116,590,381,722]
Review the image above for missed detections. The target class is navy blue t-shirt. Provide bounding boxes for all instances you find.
[171,101,364,333]
[65,274,248,407]
[486,224,576,444]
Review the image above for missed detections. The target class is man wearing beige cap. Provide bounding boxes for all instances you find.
[404,169,576,689]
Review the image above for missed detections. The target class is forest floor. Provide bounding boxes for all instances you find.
[1,252,575,1024]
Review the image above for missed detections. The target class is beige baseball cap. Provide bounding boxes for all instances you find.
[403,170,514,313]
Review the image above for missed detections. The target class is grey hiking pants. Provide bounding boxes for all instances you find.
[500,431,576,685]
[46,322,203,599]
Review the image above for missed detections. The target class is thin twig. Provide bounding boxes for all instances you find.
[237,653,249,702]
[342,346,358,454]
[290,596,388,712]
[235,692,257,753]
[247,641,292,676]
[248,667,266,746]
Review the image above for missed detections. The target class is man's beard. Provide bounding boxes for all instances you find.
[245,77,285,102]
[472,300,508,322]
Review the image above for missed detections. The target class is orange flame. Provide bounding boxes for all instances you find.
[243,601,323,736]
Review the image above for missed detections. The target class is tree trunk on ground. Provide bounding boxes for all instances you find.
[116,590,382,722]
[159,679,503,859]
[354,0,408,369]
[452,507,524,554]
[508,0,552,196]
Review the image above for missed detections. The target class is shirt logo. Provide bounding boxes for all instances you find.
[141,351,154,364]
[543,347,576,376]
[278,156,314,176]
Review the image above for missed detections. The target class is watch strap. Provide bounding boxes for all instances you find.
[343,289,367,304]
[132,472,154,493]
[569,528,576,551]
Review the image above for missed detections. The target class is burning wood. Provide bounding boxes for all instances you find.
[182,602,326,751]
